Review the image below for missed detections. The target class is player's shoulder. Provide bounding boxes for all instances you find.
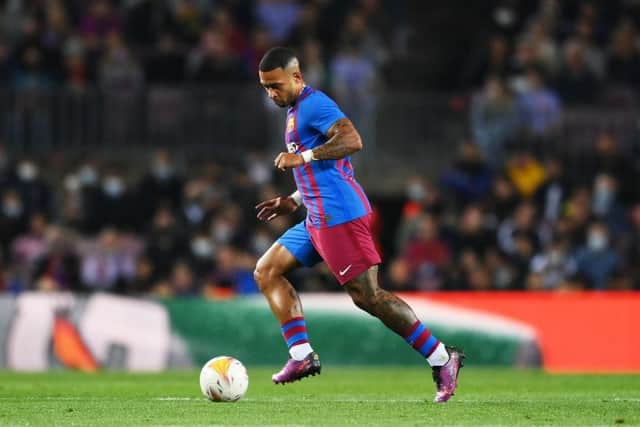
[299,88,341,116]
[306,88,337,104]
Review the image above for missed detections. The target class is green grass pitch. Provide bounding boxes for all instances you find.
[1,368,639,426]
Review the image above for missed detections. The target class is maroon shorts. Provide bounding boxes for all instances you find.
[308,214,382,285]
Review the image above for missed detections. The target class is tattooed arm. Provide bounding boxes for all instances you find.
[311,118,363,160]
[273,118,363,170]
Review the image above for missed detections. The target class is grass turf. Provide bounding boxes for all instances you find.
[0,368,638,426]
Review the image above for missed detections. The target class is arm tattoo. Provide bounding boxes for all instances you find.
[311,118,363,160]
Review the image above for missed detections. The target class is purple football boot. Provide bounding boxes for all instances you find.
[431,346,465,403]
[272,352,321,384]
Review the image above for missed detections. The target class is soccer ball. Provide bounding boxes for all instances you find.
[199,356,249,402]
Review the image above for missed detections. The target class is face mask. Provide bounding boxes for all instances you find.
[17,162,38,181]
[212,221,232,243]
[548,249,562,264]
[3,202,23,218]
[588,232,608,251]
[191,238,214,258]
[593,188,613,215]
[406,183,425,201]
[152,164,173,180]
[78,166,98,185]
[252,234,272,254]
[102,177,124,196]
[184,203,204,224]
[64,174,80,192]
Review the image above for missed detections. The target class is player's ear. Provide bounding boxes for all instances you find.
[292,70,303,83]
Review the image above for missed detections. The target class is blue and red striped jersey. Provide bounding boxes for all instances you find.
[285,86,371,229]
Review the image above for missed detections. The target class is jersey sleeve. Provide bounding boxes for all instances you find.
[305,93,347,136]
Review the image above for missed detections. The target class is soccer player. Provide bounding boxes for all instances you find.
[254,47,464,403]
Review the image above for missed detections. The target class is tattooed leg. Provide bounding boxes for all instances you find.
[254,242,303,323]
[343,266,418,335]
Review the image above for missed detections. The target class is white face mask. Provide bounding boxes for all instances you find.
[212,221,232,244]
[406,183,425,201]
[17,162,38,181]
[3,201,23,218]
[191,238,214,258]
[102,177,125,196]
[152,164,173,180]
[588,232,608,251]
[78,165,98,185]
[252,234,272,254]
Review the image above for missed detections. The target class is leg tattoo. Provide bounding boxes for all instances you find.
[344,266,418,336]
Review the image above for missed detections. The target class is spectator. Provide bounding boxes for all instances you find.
[606,21,640,87]
[470,76,519,166]
[453,204,494,259]
[517,65,562,137]
[98,32,144,93]
[15,159,52,217]
[573,16,605,79]
[188,28,247,83]
[528,236,577,290]
[582,132,635,203]
[497,201,541,256]
[398,214,451,291]
[591,174,626,237]
[127,255,155,294]
[11,213,50,279]
[440,142,493,206]
[463,35,512,88]
[554,39,600,105]
[97,168,135,230]
[170,261,199,297]
[534,156,569,224]
[574,221,621,289]
[79,228,138,291]
[145,207,188,279]
[0,190,29,256]
[81,0,121,40]
[137,150,184,222]
[256,0,301,43]
[505,150,546,198]
[330,42,377,143]
[32,227,81,291]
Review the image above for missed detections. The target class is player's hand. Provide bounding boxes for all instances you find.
[255,196,299,221]
[274,152,304,171]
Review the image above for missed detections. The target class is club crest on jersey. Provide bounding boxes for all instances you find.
[287,142,299,153]
[286,116,295,133]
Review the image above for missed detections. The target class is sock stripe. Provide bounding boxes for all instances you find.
[406,324,425,345]
[403,321,441,358]
[283,325,307,339]
[403,321,421,340]
[419,336,439,357]
[281,317,310,349]
[412,329,432,350]
[281,318,306,333]
[286,332,309,348]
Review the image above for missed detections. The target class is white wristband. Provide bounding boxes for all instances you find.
[290,191,303,206]
[301,150,315,163]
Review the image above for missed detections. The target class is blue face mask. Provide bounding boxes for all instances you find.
[593,188,613,215]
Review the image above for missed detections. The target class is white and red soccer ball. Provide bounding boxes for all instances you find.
[199,356,249,402]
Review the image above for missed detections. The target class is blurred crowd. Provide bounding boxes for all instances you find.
[0,147,297,296]
[1,0,640,296]
[388,134,640,292]
[0,0,400,95]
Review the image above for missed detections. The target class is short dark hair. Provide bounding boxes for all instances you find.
[259,47,298,72]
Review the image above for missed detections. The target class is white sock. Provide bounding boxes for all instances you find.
[426,342,450,367]
[289,343,313,361]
